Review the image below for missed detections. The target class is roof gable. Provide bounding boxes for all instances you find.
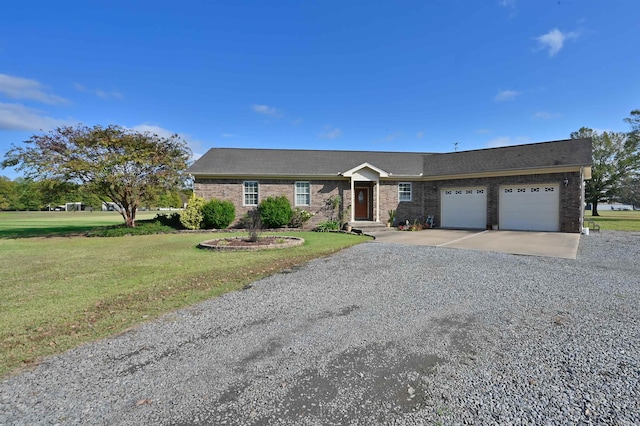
[341,162,390,178]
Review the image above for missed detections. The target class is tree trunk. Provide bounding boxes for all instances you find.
[125,215,135,227]
[591,200,600,216]
[119,205,136,227]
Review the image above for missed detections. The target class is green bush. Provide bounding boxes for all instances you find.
[201,199,236,229]
[180,195,205,230]
[259,196,293,228]
[289,208,313,228]
[154,212,183,229]
[314,220,340,232]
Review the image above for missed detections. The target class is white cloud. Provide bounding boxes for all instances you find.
[132,123,205,161]
[380,132,402,142]
[416,131,424,139]
[221,133,238,138]
[74,83,123,100]
[533,111,561,119]
[535,28,578,57]
[476,128,492,134]
[132,124,178,138]
[486,136,532,148]
[251,104,283,118]
[319,126,342,139]
[0,74,67,105]
[499,0,517,17]
[0,102,67,131]
[495,90,520,102]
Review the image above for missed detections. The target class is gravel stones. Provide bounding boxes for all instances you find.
[1,231,639,425]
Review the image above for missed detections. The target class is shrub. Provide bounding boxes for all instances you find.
[154,212,183,229]
[201,199,236,229]
[180,194,206,230]
[314,220,340,232]
[87,220,176,237]
[259,196,293,228]
[289,208,313,228]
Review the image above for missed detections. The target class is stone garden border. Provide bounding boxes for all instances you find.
[198,236,304,251]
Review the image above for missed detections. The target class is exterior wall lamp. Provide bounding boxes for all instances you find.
[564,178,569,186]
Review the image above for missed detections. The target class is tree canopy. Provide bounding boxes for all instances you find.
[2,124,191,226]
[572,110,640,215]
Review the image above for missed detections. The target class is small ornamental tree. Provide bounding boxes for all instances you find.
[1,124,191,227]
[201,199,235,229]
[258,195,293,228]
[180,194,206,230]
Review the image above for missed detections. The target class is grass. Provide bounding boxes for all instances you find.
[584,209,640,231]
[0,212,370,377]
[0,210,160,238]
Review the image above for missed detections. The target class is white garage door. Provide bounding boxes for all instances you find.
[499,184,560,231]
[441,187,487,229]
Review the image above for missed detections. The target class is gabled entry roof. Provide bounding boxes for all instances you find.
[341,162,390,178]
[187,138,592,178]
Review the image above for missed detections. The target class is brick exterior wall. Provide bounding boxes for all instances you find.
[377,171,584,233]
[194,170,584,233]
[194,178,351,228]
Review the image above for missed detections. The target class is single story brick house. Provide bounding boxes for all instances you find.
[188,138,592,233]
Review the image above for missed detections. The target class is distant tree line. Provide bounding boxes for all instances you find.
[0,176,191,212]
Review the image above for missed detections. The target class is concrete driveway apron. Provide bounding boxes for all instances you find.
[369,229,581,259]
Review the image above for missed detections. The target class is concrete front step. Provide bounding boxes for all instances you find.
[348,221,393,233]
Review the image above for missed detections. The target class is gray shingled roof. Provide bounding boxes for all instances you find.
[187,138,592,178]
[422,138,592,177]
[187,148,425,176]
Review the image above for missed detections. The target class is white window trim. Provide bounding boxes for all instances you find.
[243,181,259,206]
[294,181,311,206]
[398,182,412,202]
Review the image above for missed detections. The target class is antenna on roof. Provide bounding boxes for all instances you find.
[454,142,459,152]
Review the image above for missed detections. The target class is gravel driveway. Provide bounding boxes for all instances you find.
[1,231,639,425]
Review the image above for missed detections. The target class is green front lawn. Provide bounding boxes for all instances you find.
[585,209,640,231]
[0,213,370,377]
[0,210,159,238]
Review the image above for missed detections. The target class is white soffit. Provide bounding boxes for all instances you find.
[341,162,389,178]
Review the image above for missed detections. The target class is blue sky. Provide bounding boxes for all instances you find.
[1,1,638,179]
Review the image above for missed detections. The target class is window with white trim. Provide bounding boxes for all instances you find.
[243,181,258,206]
[398,182,412,202]
[295,181,310,206]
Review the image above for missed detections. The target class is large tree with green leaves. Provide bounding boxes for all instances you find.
[572,111,640,216]
[2,124,191,226]
[618,175,640,208]
[0,176,18,210]
[617,110,640,208]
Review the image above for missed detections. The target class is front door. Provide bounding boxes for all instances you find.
[354,187,370,219]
